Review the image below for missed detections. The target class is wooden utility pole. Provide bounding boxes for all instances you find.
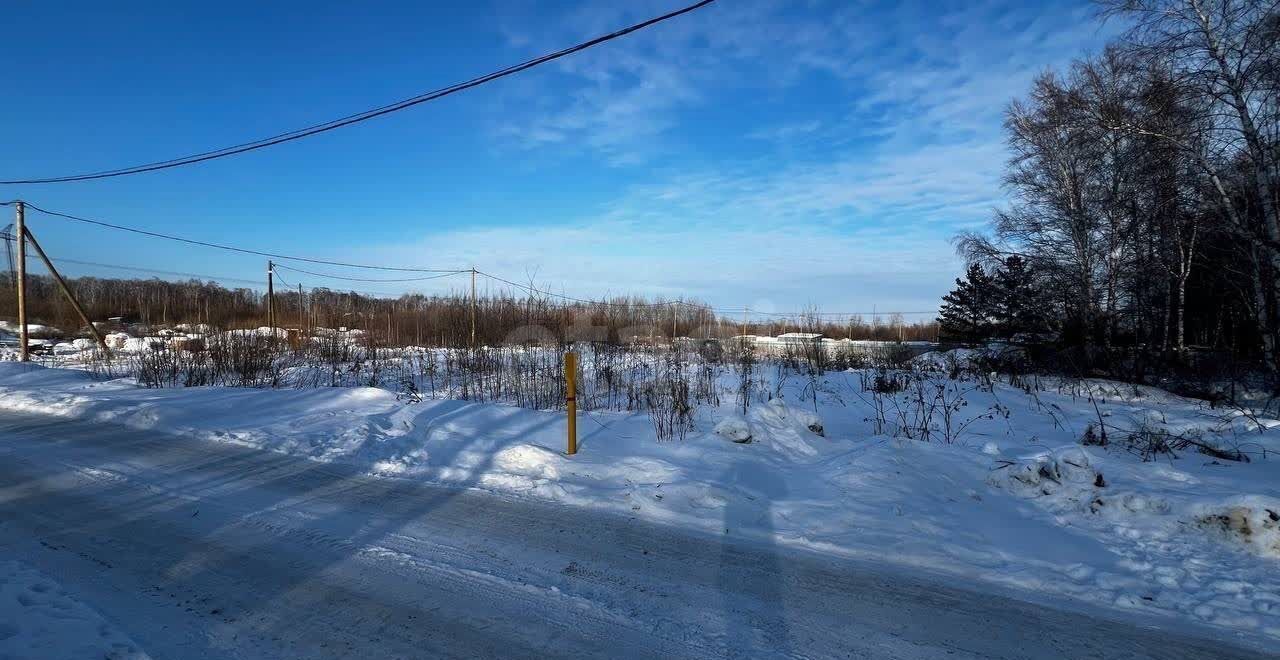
[741,307,748,338]
[266,260,275,330]
[14,201,28,361]
[470,267,477,347]
[22,226,111,357]
[298,283,304,334]
[565,351,578,455]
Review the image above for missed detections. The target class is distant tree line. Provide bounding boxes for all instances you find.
[0,272,938,346]
[948,0,1279,376]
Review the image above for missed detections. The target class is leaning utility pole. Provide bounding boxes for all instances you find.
[14,201,27,361]
[22,226,111,357]
[470,267,477,347]
[266,260,275,329]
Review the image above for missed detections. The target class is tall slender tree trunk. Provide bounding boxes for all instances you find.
[1175,273,1188,353]
[1190,0,1278,230]
[1161,279,1172,354]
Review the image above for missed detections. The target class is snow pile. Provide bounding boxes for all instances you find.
[104,332,131,350]
[713,416,752,443]
[0,561,149,659]
[125,337,164,353]
[792,408,824,436]
[1195,499,1280,559]
[1,361,1279,642]
[173,323,214,334]
[988,446,1100,497]
[912,347,981,371]
[747,397,824,458]
[713,400,824,450]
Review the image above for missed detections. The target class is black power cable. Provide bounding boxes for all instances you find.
[1,1,715,185]
[23,202,465,272]
[273,263,468,282]
[18,202,939,318]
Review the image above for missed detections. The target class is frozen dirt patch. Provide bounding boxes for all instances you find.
[1195,499,1280,560]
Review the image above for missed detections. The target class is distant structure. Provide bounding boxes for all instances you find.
[776,332,822,346]
[724,332,937,358]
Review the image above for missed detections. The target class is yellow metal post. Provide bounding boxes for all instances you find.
[565,351,578,455]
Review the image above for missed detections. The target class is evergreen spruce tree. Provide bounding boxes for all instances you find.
[991,256,1043,338]
[938,263,995,342]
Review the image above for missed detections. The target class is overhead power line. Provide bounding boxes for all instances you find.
[272,262,468,282]
[22,202,464,272]
[38,256,273,288]
[1,0,716,185]
[35,255,452,299]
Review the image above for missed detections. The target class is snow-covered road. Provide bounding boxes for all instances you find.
[0,412,1270,659]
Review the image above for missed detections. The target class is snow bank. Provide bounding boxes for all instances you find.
[0,560,149,659]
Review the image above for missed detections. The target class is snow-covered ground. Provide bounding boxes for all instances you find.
[0,560,149,659]
[0,352,1278,649]
[4,415,1263,659]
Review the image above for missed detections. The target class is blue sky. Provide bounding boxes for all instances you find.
[1,0,1116,319]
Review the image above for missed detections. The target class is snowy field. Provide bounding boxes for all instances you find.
[1,348,1278,651]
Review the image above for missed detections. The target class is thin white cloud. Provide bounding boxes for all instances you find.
[363,214,958,314]
[406,0,1124,311]
[359,135,1011,312]
[746,120,822,142]
[493,0,1114,166]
